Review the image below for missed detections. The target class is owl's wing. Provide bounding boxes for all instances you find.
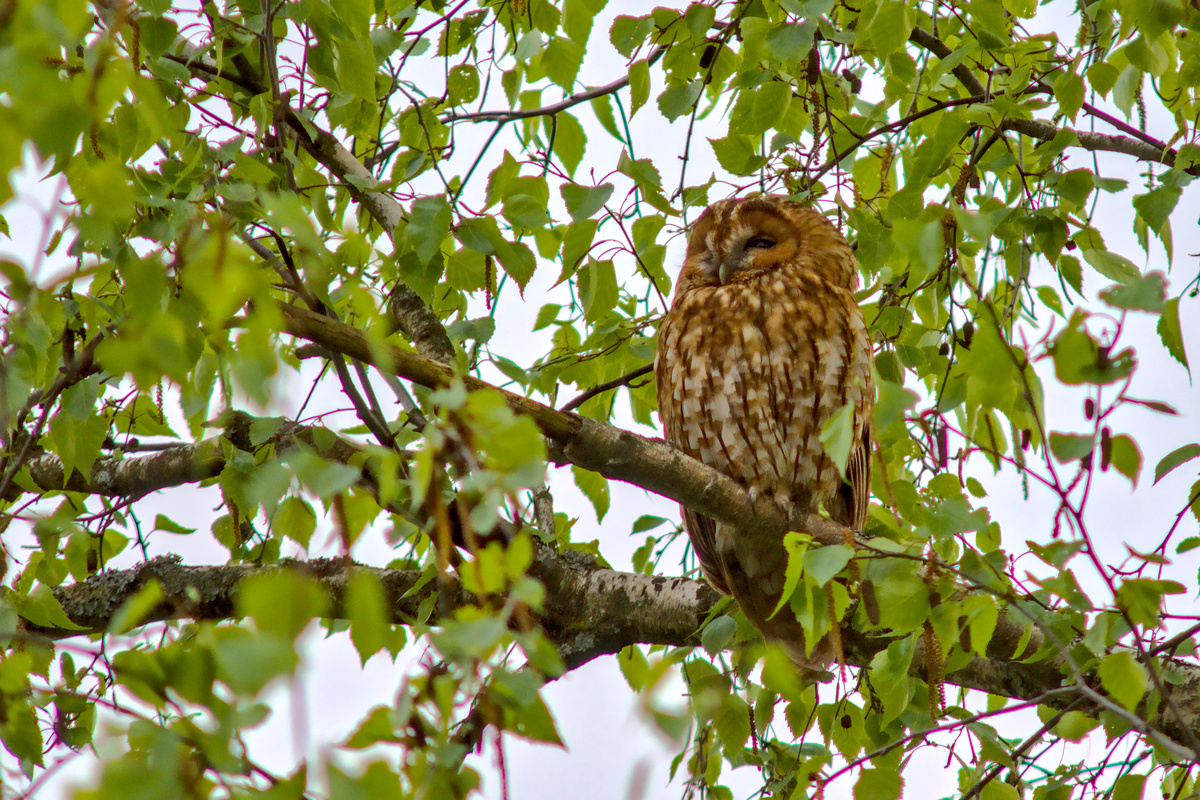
[829,424,871,532]
[681,506,731,595]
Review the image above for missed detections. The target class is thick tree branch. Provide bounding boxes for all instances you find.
[11,412,366,500]
[275,302,849,548]
[24,555,1200,753]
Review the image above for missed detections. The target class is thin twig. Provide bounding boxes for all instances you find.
[559,364,654,412]
[442,47,666,124]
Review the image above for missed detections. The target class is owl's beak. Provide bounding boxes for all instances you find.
[717,252,744,284]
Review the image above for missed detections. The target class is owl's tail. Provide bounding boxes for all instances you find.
[716,526,840,682]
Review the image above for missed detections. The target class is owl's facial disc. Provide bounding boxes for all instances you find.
[718,234,776,283]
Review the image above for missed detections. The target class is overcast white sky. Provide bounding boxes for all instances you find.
[2,0,1198,797]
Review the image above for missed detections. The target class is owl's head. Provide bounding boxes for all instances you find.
[676,195,858,293]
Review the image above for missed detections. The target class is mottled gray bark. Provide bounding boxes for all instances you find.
[25,553,1200,757]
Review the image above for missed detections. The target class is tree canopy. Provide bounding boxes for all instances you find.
[1,0,1199,798]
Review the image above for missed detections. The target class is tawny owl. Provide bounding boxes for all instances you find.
[655,195,874,677]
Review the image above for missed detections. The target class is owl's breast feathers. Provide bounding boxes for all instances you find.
[657,265,872,525]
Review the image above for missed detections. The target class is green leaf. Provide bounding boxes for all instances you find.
[732,80,792,135]
[617,645,650,690]
[1,703,45,766]
[577,258,618,321]
[803,544,854,587]
[632,515,668,533]
[46,412,108,484]
[408,195,452,265]
[347,570,392,664]
[447,64,480,105]
[1113,774,1148,800]
[16,585,83,631]
[610,15,653,58]
[1054,71,1084,119]
[1051,709,1099,742]
[873,381,918,433]
[819,403,855,478]
[1099,271,1166,313]
[1087,61,1119,97]
[767,22,816,63]
[1081,248,1140,284]
[1132,185,1181,234]
[494,237,537,291]
[629,59,650,116]
[657,81,702,121]
[572,465,610,521]
[1158,296,1190,372]
[152,514,195,535]
[284,450,360,499]
[560,183,614,221]
[551,111,586,176]
[542,36,583,90]
[328,761,404,800]
[1116,578,1185,628]
[854,767,903,800]
[980,781,1020,800]
[616,150,663,191]
[1049,312,1136,386]
[1108,434,1142,486]
[272,495,317,547]
[865,0,915,59]
[237,570,328,640]
[1049,432,1092,463]
[561,219,598,276]
[212,626,299,695]
[701,615,738,656]
[708,135,767,176]
[1154,443,1200,484]
[1097,650,1147,712]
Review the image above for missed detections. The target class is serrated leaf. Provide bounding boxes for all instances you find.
[854,767,903,800]
[542,36,583,90]
[1132,185,1181,234]
[347,570,391,664]
[1049,432,1092,463]
[819,403,855,478]
[629,59,650,115]
[1154,444,1200,484]
[550,111,586,176]
[610,15,653,58]
[571,465,610,521]
[657,81,702,121]
[1097,650,1146,712]
[701,615,737,655]
[1099,271,1166,313]
[153,514,195,534]
[1081,248,1140,284]
[1158,297,1189,373]
[708,135,767,176]
[560,183,614,222]
[272,495,317,547]
[803,544,854,587]
[408,195,452,265]
[1113,774,1147,800]
[1109,434,1142,486]
[864,0,915,59]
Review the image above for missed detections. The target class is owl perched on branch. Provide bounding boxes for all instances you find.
[655,195,874,678]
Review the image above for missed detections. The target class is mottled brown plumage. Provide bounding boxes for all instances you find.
[655,195,874,677]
